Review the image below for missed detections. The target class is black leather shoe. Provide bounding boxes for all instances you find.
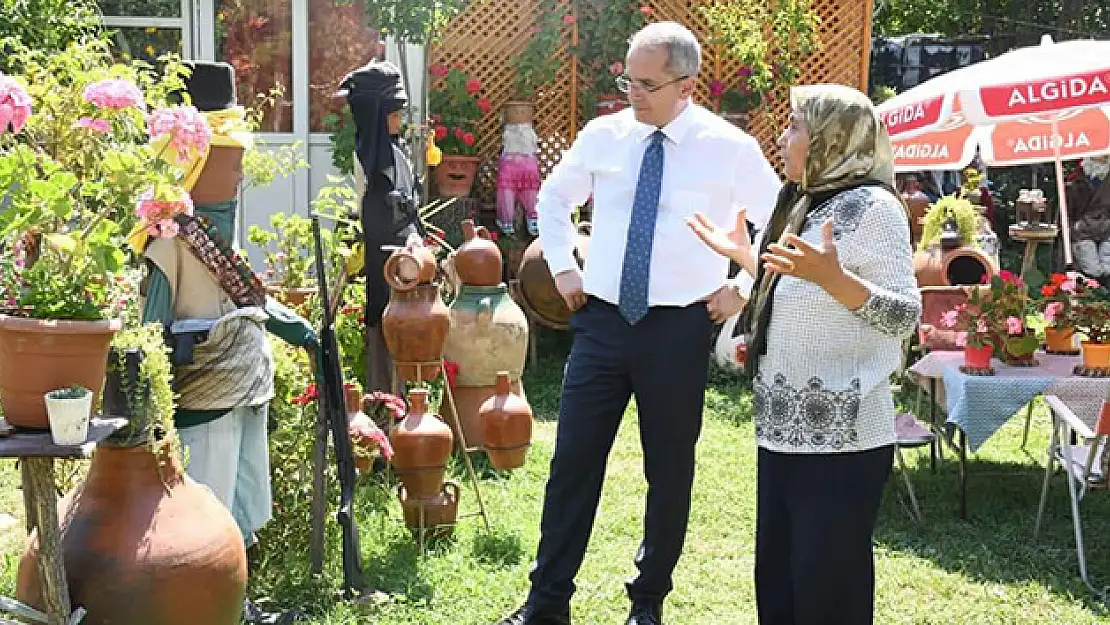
[494,604,572,625]
[625,600,663,625]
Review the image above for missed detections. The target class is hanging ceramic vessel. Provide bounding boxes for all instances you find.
[388,389,453,499]
[454,219,503,287]
[16,442,247,625]
[478,372,533,470]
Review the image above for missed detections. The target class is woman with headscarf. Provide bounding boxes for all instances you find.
[687,84,921,624]
[340,59,425,393]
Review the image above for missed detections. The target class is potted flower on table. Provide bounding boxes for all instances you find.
[940,296,996,370]
[1039,272,1080,354]
[1067,275,1110,370]
[941,270,1040,370]
[427,66,485,197]
[0,40,205,429]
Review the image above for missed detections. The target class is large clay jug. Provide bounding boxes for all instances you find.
[380,250,451,381]
[517,221,591,329]
[913,245,996,287]
[389,389,454,499]
[16,443,247,625]
[455,220,503,287]
[440,380,528,449]
[478,372,533,470]
[443,284,529,387]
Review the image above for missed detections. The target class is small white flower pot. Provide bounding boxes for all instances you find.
[44,391,93,446]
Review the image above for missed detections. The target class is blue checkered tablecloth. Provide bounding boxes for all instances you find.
[910,351,1110,452]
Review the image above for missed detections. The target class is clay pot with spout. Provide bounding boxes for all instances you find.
[455,219,503,286]
[388,389,453,499]
[478,372,533,470]
[440,380,528,449]
[17,442,247,625]
[517,221,591,329]
[381,242,451,382]
[398,480,460,539]
[443,284,529,386]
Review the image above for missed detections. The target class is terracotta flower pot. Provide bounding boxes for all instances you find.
[503,100,534,125]
[0,316,122,429]
[455,219,503,287]
[964,344,993,369]
[17,442,248,625]
[1044,326,1077,352]
[1081,341,1110,369]
[265,284,318,310]
[478,372,533,470]
[434,155,480,198]
[389,389,454,499]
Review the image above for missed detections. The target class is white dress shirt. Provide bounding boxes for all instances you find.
[537,102,781,307]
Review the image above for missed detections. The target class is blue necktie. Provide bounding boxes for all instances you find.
[618,130,665,325]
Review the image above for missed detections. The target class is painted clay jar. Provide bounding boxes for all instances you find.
[443,284,528,387]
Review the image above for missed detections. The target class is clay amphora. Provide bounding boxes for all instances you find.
[439,380,528,449]
[397,480,460,539]
[478,372,533,469]
[443,284,528,386]
[388,389,453,499]
[454,219,503,286]
[16,442,248,625]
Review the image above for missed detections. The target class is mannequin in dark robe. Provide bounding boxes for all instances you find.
[340,60,425,393]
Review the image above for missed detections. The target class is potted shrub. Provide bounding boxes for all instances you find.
[0,39,205,429]
[919,195,982,251]
[1039,272,1080,353]
[940,293,996,370]
[248,211,333,310]
[428,66,485,197]
[942,270,1040,368]
[43,385,93,446]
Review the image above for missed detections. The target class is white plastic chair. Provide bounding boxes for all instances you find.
[1034,395,1110,592]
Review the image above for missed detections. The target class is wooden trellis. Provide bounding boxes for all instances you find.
[429,0,872,201]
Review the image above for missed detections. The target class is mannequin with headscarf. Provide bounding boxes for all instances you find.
[341,60,425,393]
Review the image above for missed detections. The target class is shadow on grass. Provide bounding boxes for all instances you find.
[880,454,1110,613]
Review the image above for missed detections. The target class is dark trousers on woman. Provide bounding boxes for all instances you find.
[755,445,894,625]
[526,296,713,612]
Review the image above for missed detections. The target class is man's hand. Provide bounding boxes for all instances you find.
[554,269,587,311]
[706,284,746,323]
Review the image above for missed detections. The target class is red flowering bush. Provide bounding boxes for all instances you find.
[428,65,482,156]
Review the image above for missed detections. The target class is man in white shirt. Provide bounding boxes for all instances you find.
[494,22,781,625]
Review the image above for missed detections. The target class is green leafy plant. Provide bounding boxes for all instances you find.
[514,0,566,100]
[941,270,1039,355]
[572,0,648,121]
[702,0,820,115]
[918,195,980,251]
[428,66,484,157]
[248,212,334,291]
[46,385,91,400]
[106,323,179,457]
[1062,275,1110,344]
[0,0,102,74]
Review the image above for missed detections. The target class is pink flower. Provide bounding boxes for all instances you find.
[135,186,194,239]
[737,66,753,78]
[1085,278,1100,288]
[149,105,211,162]
[977,319,989,333]
[1044,301,1065,324]
[709,80,725,97]
[429,64,448,78]
[609,61,624,76]
[1060,279,1078,293]
[76,117,111,133]
[1005,315,1023,335]
[639,5,653,17]
[476,97,492,115]
[0,74,33,134]
[998,269,1021,285]
[462,131,475,146]
[434,125,447,140]
[83,78,145,110]
[940,309,959,328]
[465,77,482,95]
[562,13,576,25]
[955,332,969,348]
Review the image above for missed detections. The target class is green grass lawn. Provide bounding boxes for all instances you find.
[2,333,1109,624]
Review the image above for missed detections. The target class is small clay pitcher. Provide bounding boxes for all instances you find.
[454,219,503,287]
[345,385,380,473]
[478,372,533,470]
[397,480,460,539]
[383,236,438,291]
[388,389,453,499]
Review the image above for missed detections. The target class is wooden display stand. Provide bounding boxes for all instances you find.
[0,416,127,625]
[393,360,490,553]
[1008,224,1058,281]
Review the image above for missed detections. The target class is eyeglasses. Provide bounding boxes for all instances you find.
[615,74,690,94]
